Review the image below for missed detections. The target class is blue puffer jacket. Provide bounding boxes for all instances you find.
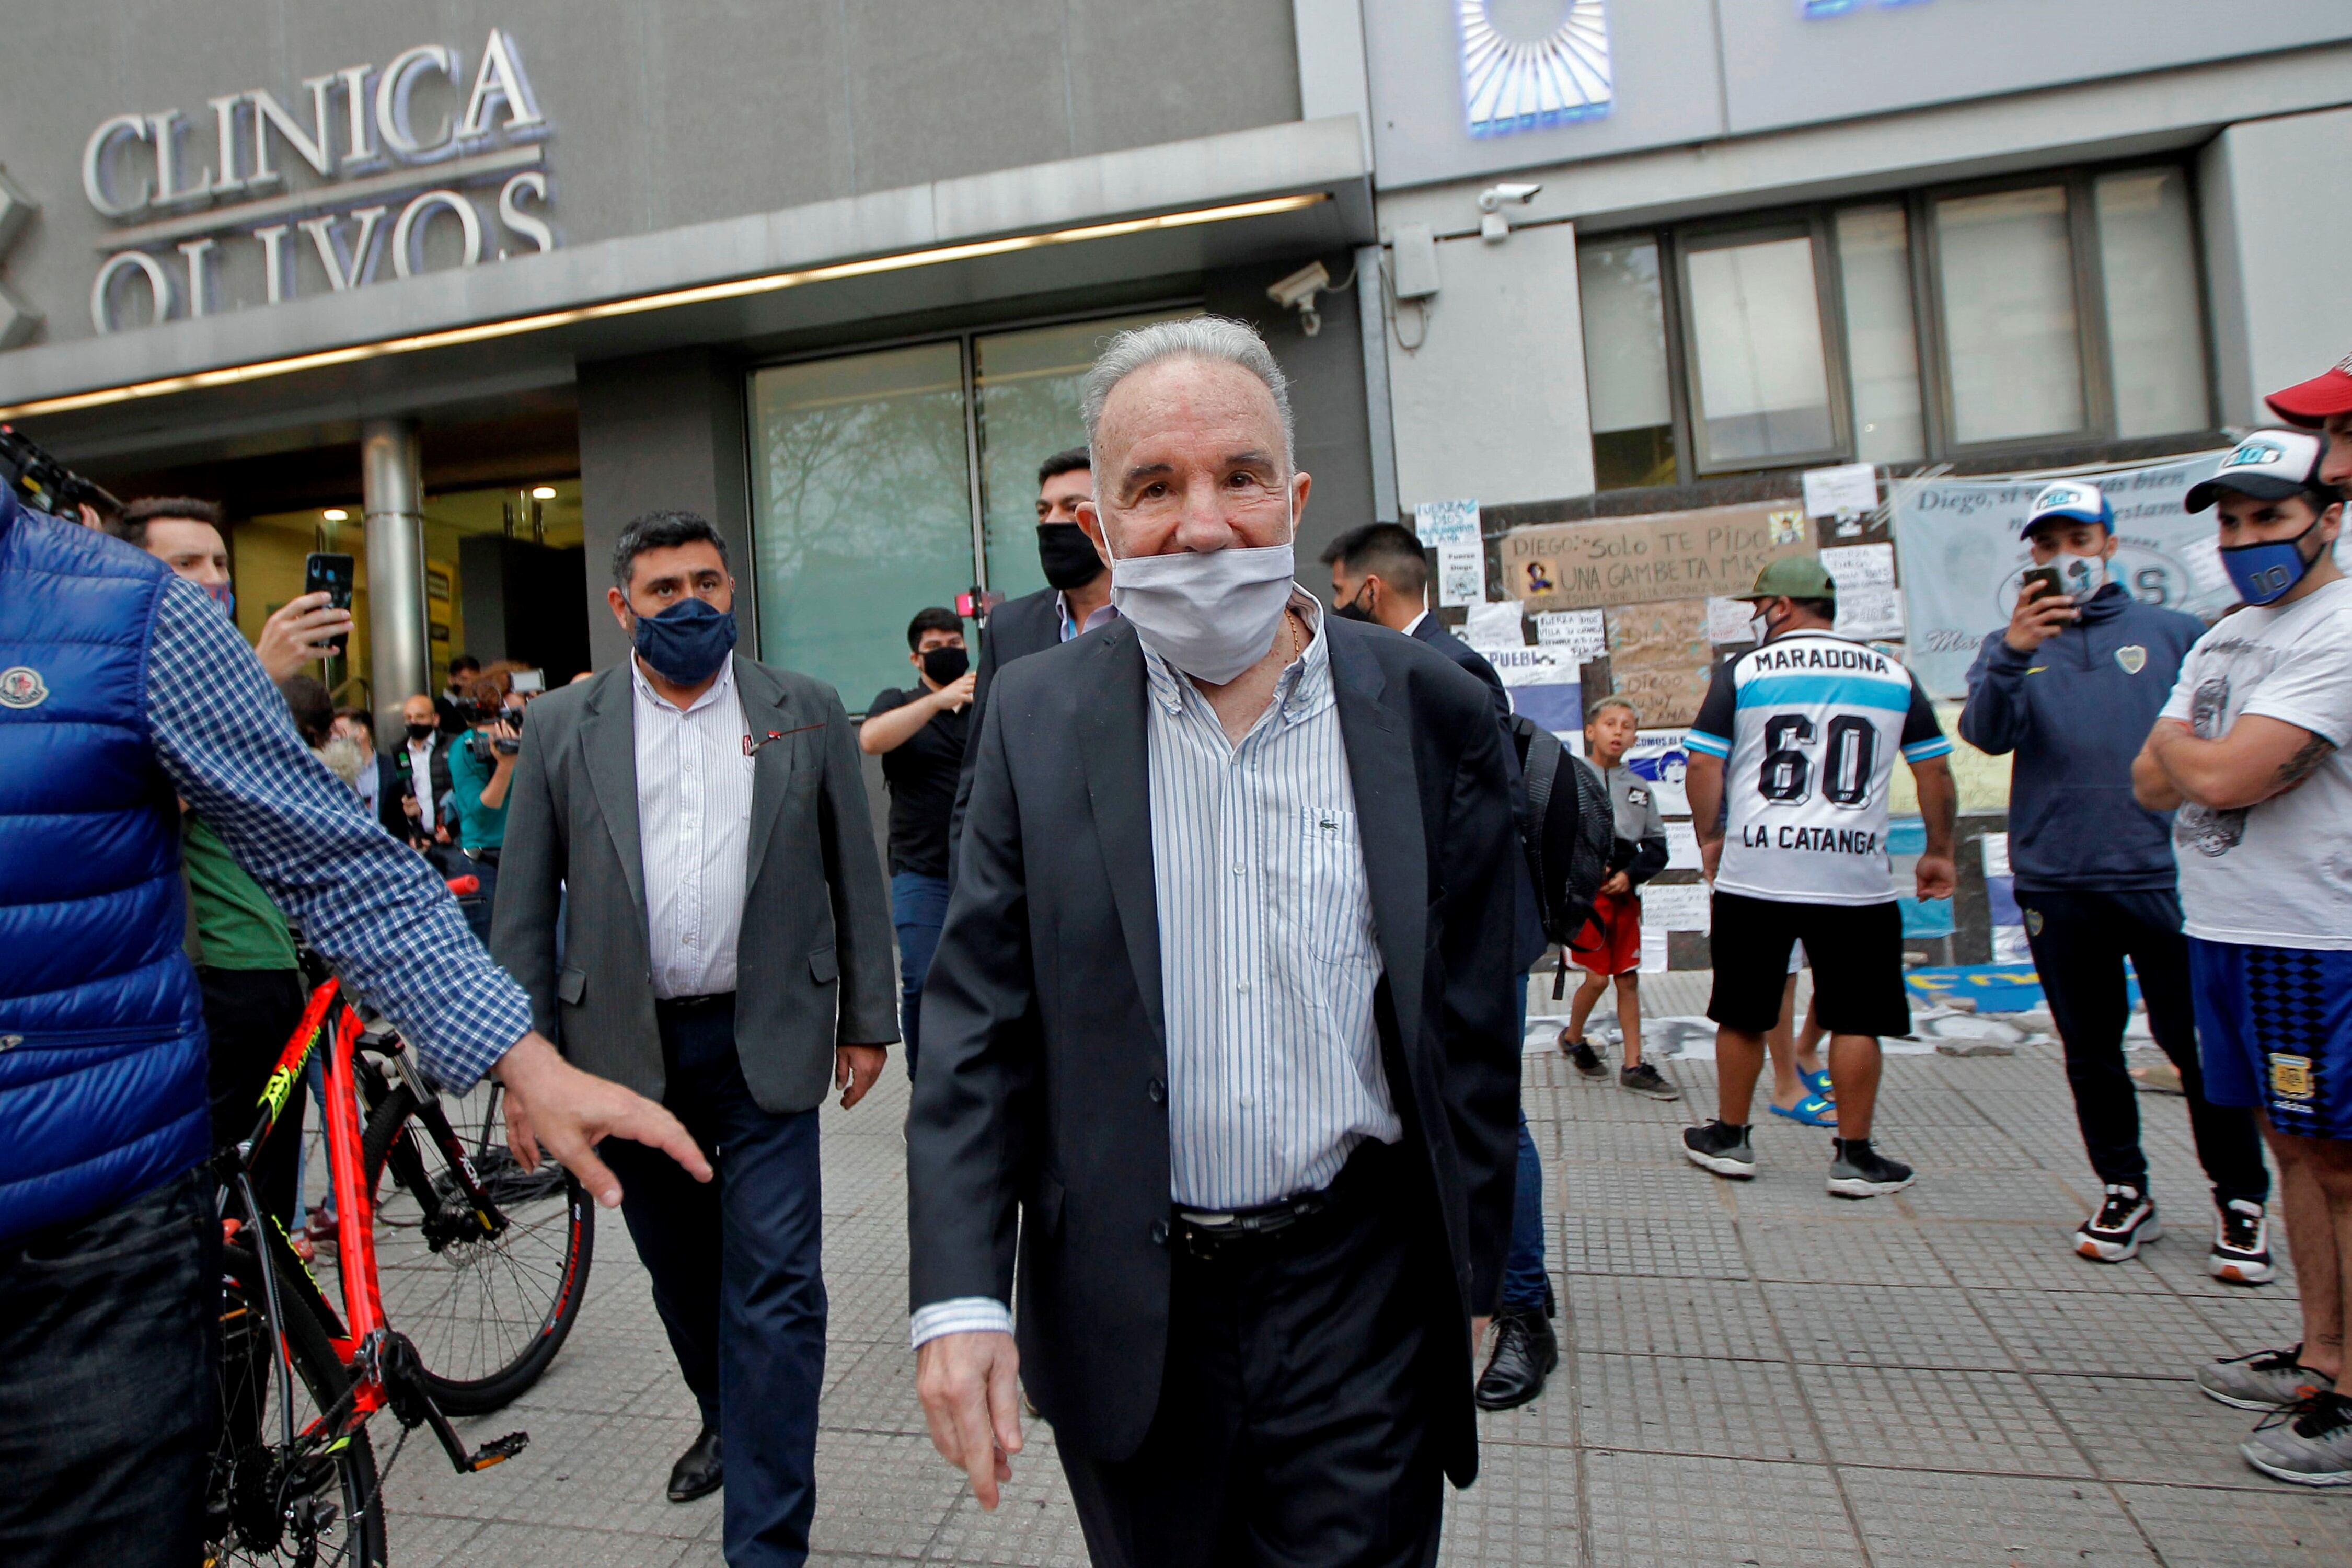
[0,491,208,1244]
[1959,583,2206,894]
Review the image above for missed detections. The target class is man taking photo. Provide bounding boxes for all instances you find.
[1963,480,2268,1277]
[2134,429,2352,1485]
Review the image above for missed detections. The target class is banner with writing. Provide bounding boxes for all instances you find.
[1892,451,2230,699]
[1501,502,1813,610]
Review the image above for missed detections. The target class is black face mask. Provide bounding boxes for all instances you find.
[1332,584,1378,624]
[1036,523,1106,591]
[920,646,970,687]
[405,722,434,743]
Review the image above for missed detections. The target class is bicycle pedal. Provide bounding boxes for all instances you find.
[467,1432,529,1471]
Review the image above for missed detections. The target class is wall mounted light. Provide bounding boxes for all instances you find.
[530,485,556,499]
[323,508,348,521]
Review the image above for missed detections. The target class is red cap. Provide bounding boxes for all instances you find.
[2266,353,2352,429]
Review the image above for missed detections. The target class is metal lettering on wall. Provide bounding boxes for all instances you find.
[1457,0,1613,138]
[77,28,555,337]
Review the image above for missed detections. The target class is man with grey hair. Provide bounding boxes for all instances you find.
[907,316,1523,1565]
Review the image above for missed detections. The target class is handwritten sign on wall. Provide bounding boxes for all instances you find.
[1501,502,1814,610]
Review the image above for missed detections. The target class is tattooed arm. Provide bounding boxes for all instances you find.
[2140,716,2336,812]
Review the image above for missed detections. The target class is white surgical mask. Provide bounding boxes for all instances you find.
[1103,493,1297,685]
[1748,607,1776,645]
[2055,551,2111,604]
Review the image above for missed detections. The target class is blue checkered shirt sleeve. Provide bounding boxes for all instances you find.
[145,577,532,1090]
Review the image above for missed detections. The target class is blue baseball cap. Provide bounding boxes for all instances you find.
[2021,480,2113,538]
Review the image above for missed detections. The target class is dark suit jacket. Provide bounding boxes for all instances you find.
[390,735,455,839]
[907,615,1521,1484]
[948,585,1064,862]
[491,655,898,1112]
[370,753,409,840]
[1412,614,1548,969]
[1411,613,1511,729]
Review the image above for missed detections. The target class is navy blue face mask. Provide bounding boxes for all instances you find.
[633,596,738,683]
[2220,514,2326,607]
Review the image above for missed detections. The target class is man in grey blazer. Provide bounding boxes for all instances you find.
[493,511,897,1568]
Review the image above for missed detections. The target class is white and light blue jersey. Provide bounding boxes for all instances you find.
[1687,629,1951,906]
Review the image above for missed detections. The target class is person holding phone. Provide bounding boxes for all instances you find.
[1961,480,2268,1276]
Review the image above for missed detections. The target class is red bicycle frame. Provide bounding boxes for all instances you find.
[237,969,523,1469]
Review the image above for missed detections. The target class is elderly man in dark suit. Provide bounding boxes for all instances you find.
[908,318,1521,1567]
[493,511,897,1568]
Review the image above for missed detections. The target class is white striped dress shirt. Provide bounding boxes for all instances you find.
[633,655,757,999]
[910,593,1396,1349]
[1146,592,1397,1209]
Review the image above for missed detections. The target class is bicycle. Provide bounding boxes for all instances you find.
[205,949,590,1565]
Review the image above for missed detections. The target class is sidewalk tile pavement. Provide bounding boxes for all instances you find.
[367,975,2348,1565]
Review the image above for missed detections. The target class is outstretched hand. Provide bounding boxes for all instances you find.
[494,1032,710,1206]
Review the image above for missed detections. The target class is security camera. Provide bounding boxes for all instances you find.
[1266,260,1332,336]
[1477,182,1543,243]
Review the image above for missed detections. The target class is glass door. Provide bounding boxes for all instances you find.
[748,342,976,712]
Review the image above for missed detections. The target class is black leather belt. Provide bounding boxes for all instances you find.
[656,991,734,1013]
[1169,1139,1397,1261]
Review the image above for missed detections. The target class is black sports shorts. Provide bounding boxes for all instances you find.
[1707,890,1911,1040]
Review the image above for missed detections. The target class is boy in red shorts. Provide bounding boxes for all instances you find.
[1559,697,1678,1099]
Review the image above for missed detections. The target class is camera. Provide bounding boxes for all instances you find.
[461,704,522,763]
[0,425,122,524]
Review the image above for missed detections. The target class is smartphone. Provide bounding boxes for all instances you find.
[2019,565,2065,606]
[304,552,355,656]
[510,667,545,695]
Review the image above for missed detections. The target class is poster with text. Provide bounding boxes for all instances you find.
[1502,502,1814,610]
[1892,451,2232,699]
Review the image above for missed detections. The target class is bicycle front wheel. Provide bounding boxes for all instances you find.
[209,1239,388,1568]
[361,1080,594,1415]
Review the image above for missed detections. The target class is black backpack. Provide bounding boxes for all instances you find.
[1509,714,1617,998]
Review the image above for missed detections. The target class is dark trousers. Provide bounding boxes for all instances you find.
[0,1171,218,1568]
[2021,887,2268,1207]
[1059,1145,1447,1568]
[200,965,309,1227]
[1501,994,1551,1313]
[602,996,826,1568]
[890,871,950,1078]
[456,849,500,946]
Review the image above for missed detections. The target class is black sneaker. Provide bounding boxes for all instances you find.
[2073,1184,2160,1263]
[1619,1061,1681,1101]
[1474,1306,1559,1411]
[1826,1138,1915,1198]
[1682,1120,1755,1179]
[2212,1198,2276,1285]
[1560,1031,1607,1079]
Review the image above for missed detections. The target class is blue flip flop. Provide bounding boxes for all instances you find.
[1801,1068,1835,1100]
[1770,1093,1838,1128]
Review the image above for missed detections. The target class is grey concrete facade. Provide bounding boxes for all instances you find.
[0,0,1304,350]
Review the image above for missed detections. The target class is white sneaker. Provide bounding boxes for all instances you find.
[2211,1198,2276,1285]
[2073,1184,2159,1262]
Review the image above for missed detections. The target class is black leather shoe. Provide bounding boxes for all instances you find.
[667,1425,723,1503]
[1475,1307,1559,1412]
